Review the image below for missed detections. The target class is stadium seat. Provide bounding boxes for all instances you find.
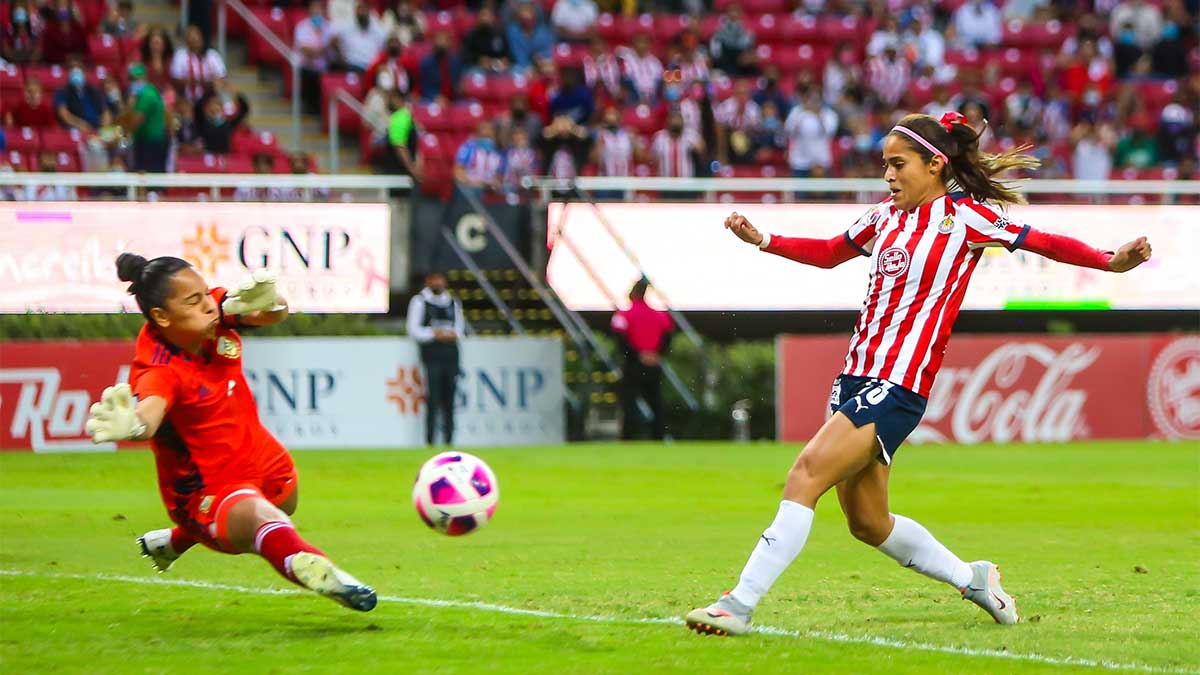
[224,153,255,174]
[1136,80,1178,109]
[412,102,455,133]
[750,14,786,44]
[248,7,292,67]
[484,72,533,102]
[449,101,486,131]
[232,129,281,157]
[552,42,587,68]
[944,48,983,70]
[0,63,22,92]
[88,34,124,71]
[2,149,26,170]
[989,48,1039,77]
[596,13,651,45]
[40,128,82,153]
[819,15,877,44]
[24,65,69,91]
[621,104,662,135]
[418,133,455,161]
[3,127,40,154]
[86,65,121,89]
[0,89,22,112]
[698,14,723,41]
[320,71,367,133]
[653,14,693,44]
[175,153,224,173]
[764,44,829,74]
[119,34,143,62]
[47,149,81,172]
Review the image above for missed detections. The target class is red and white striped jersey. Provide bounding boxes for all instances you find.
[597,128,635,176]
[651,128,702,177]
[841,193,1030,397]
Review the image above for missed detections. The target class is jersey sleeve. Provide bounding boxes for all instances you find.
[132,366,181,410]
[210,286,241,327]
[957,198,1031,252]
[843,199,889,256]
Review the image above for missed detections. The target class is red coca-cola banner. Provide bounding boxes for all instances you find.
[777,334,1200,444]
[0,341,133,452]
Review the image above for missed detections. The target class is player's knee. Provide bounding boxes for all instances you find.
[223,497,289,553]
[846,515,889,546]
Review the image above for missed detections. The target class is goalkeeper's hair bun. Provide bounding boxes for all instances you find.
[114,253,193,319]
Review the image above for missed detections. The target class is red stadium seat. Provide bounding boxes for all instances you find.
[424,10,459,39]
[621,104,662,135]
[1136,80,1178,109]
[552,42,587,68]
[3,126,40,153]
[40,128,83,153]
[412,102,455,133]
[401,41,432,74]
[459,71,491,100]
[596,13,652,45]
[818,15,876,44]
[248,7,292,67]
[449,101,486,131]
[989,48,1039,77]
[119,34,144,62]
[418,133,454,161]
[86,65,122,89]
[175,153,224,173]
[224,153,255,174]
[47,149,80,172]
[780,15,821,44]
[0,90,22,113]
[321,71,367,133]
[1002,19,1072,48]
[944,48,983,70]
[480,72,532,102]
[88,34,123,71]
[232,129,282,157]
[24,64,69,92]
[653,14,693,44]
[750,13,786,44]
[0,63,22,92]
[1,149,26,170]
[764,44,829,74]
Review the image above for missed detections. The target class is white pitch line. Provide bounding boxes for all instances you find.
[1,569,1195,675]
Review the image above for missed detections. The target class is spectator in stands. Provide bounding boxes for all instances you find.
[173,97,203,155]
[673,28,710,87]
[384,90,422,180]
[500,125,538,196]
[551,0,598,42]
[1001,0,1045,21]
[715,79,762,165]
[462,5,510,73]
[1150,0,1190,78]
[364,69,397,144]
[171,25,227,103]
[753,65,791,118]
[539,114,592,179]
[1112,20,1144,77]
[499,94,544,149]
[1071,119,1116,180]
[100,0,146,39]
[866,44,909,108]
[620,33,663,105]
[1005,79,1043,131]
[751,100,786,159]
[907,10,948,75]
[549,66,594,126]
[380,0,425,47]
[1040,81,1073,143]
[366,36,413,97]
[418,31,463,104]
[823,45,862,107]
[4,79,56,128]
[294,0,334,115]
[120,63,169,173]
[1157,95,1196,164]
[196,85,250,154]
[952,0,1002,48]
[651,110,703,177]
[140,26,175,92]
[866,15,901,58]
[583,34,624,105]
[455,120,504,193]
[54,57,114,133]
[921,82,960,118]
[2,1,42,65]
[593,105,639,177]
[783,89,836,177]
[332,1,388,73]
[708,3,756,76]
[1114,116,1160,169]
[506,2,554,72]
[1060,38,1114,105]
[40,0,88,64]
[1109,0,1163,51]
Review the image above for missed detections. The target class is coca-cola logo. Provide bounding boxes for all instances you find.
[879,247,909,277]
[912,342,1098,444]
[1147,337,1200,440]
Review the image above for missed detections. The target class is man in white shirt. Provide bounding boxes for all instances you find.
[953,0,1002,48]
[332,1,388,72]
[551,0,598,42]
[782,90,837,177]
[651,110,704,177]
[294,0,334,114]
[406,272,466,447]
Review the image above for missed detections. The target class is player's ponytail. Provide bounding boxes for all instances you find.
[891,113,1040,207]
[116,253,192,318]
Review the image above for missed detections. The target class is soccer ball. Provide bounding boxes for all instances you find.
[412,452,500,536]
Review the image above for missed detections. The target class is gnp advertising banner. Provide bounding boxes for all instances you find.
[777,334,1200,444]
[546,202,1199,311]
[0,202,390,313]
[1,337,564,451]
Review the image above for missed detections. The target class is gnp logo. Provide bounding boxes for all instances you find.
[386,365,425,415]
[879,247,909,278]
[1147,336,1200,440]
[0,365,129,451]
[244,368,341,440]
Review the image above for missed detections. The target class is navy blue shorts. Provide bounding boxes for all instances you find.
[828,374,928,465]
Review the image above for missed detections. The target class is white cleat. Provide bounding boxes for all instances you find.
[137,529,181,573]
[961,560,1018,624]
[289,552,378,612]
[684,592,753,636]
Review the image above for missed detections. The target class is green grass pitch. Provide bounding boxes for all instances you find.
[1,441,1197,674]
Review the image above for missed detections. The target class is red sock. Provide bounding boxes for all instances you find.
[169,527,197,555]
[253,521,325,585]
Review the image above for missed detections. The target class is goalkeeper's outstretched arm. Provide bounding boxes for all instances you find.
[85,385,168,443]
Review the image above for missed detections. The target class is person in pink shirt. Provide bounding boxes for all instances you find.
[610,278,674,441]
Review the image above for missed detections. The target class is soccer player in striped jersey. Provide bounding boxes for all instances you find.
[685,111,1153,636]
[84,254,376,611]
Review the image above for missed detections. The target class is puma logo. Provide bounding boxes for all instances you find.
[853,397,868,413]
[760,535,776,546]
[903,559,917,568]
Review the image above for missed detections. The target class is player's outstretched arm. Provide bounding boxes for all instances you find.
[85,385,167,443]
[1019,229,1152,273]
[222,270,290,326]
[724,211,858,269]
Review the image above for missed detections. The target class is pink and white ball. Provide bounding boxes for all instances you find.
[412,452,500,536]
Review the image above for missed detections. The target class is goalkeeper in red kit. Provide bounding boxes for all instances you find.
[86,253,376,611]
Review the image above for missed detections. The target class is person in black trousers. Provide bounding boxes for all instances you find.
[406,272,465,446]
[611,279,675,440]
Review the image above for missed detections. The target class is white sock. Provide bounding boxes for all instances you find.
[728,500,815,609]
[877,514,972,589]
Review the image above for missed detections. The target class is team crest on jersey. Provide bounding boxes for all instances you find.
[216,337,240,359]
[879,247,910,277]
[938,214,955,234]
[199,495,214,514]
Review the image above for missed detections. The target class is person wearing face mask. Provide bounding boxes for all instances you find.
[54,56,114,133]
[2,2,43,65]
[418,31,464,104]
[39,0,87,64]
[593,105,638,178]
[462,5,510,73]
[294,0,335,115]
[1109,0,1163,51]
[380,0,425,48]
[119,63,170,173]
[195,85,250,154]
[173,98,204,155]
[1113,21,1143,77]
[365,37,412,98]
[332,2,387,73]
[406,272,465,447]
[1150,10,1188,78]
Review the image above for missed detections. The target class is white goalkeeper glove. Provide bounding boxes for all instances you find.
[222,269,285,316]
[85,384,146,443]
